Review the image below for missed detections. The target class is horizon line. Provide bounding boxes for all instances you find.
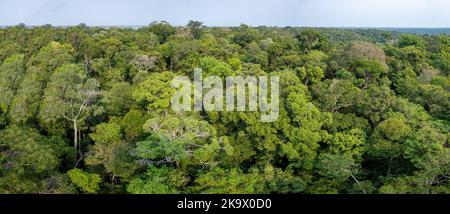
[1,24,450,29]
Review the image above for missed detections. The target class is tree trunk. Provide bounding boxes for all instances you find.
[73,120,78,157]
[350,174,366,194]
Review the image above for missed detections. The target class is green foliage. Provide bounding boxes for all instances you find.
[398,34,425,48]
[101,82,133,115]
[135,115,218,166]
[296,29,328,53]
[132,71,176,111]
[39,64,101,134]
[316,154,359,183]
[0,25,448,194]
[127,166,188,194]
[28,41,75,71]
[187,20,205,40]
[121,109,147,141]
[86,120,138,179]
[147,21,176,44]
[192,167,267,194]
[199,56,234,76]
[326,128,366,159]
[233,24,260,47]
[0,125,65,193]
[9,66,45,124]
[67,169,101,193]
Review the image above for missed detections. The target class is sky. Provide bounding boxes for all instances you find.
[0,0,449,27]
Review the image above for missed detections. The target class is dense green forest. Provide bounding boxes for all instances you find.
[0,21,448,194]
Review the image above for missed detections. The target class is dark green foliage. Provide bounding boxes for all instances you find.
[0,23,448,194]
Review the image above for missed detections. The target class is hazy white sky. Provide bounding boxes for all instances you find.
[0,0,449,27]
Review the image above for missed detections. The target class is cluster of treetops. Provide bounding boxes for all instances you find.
[0,21,448,194]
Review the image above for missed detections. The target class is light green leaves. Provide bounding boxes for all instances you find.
[67,169,101,193]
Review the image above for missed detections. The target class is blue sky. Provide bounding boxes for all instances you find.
[0,0,449,27]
